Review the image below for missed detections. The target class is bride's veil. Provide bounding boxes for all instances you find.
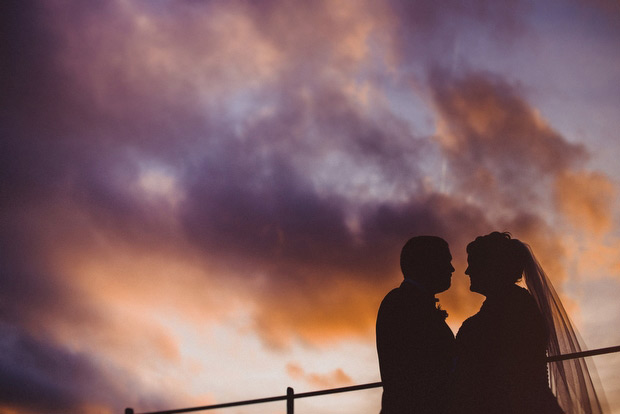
[521,242,605,414]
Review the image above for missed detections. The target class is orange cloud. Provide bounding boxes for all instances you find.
[555,170,616,234]
[563,233,620,283]
[286,362,353,389]
[432,71,587,211]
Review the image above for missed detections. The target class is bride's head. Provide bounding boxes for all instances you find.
[465,231,529,296]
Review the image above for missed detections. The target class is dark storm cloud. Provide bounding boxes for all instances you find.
[0,325,103,412]
[1,0,108,333]
[181,146,352,272]
[1,1,79,207]
[181,151,475,280]
[0,324,168,414]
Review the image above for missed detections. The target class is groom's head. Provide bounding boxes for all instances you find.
[400,236,454,294]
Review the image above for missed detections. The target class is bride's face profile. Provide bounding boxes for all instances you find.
[465,254,495,296]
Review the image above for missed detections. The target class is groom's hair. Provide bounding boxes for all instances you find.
[400,236,449,280]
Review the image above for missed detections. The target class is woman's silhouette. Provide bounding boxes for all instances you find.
[450,232,603,414]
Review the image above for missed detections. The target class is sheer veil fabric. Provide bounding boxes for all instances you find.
[521,242,606,414]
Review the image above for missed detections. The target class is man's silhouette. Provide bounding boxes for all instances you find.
[376,236,456,414]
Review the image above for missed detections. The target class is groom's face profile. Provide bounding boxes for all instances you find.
[401,237,454,294]
[425,245,454,294]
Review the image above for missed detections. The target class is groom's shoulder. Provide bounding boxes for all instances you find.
[379,283,428,313]
[379,286,402,308]
[381,281,417,300]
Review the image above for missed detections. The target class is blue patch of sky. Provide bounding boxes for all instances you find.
[524,1,620,179]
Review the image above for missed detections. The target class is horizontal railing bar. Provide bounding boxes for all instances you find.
[128,344,620,414]
[136,395,289,414]
[293,381,383,399]
[547,344,620,362]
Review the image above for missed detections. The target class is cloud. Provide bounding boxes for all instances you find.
[0,0,585,351]
[286,362,353,389]
[431,70,587,209]
[385,0,530,66]
[0,323,176,414]
[179,152,493,347]
[554,170,616,234]
[426,70,614,310]
[2,0,619,412]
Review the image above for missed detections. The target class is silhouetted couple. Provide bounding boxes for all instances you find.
[376,233,589,414]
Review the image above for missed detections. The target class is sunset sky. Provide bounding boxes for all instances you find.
[2,1,620,413]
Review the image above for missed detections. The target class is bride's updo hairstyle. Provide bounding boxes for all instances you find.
[466,231,529,285]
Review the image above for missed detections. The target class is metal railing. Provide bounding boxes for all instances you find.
[125,344,620,414]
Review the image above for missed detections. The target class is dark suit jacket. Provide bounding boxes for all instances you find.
[376,280,455,414]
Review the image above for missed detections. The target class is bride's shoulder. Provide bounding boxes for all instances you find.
[509,285,546,328]
[508,284,536,303]
[456,311,486,337]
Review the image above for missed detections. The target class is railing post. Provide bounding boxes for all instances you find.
[125,408,134,414]
[286,387,294,414]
